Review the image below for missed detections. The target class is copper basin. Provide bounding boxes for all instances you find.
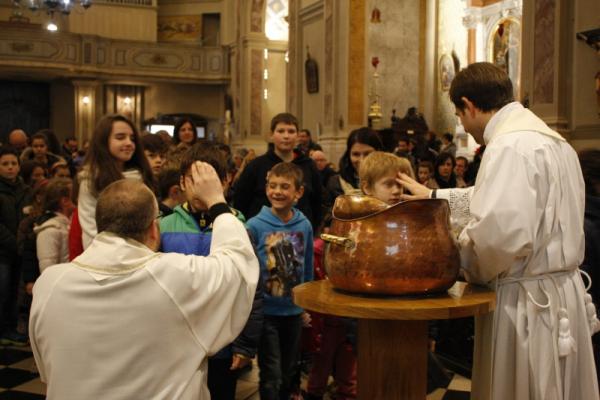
[323,195,460,296]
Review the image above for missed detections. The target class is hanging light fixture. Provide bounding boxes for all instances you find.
[14,0,92,14]
[12,0,92,31]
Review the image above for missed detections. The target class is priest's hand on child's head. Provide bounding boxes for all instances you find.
[396,172,431,200]
[185,162,226,208]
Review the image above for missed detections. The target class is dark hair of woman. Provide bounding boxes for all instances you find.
[35,129,62,155]
[20,160,47,186]
[338,127,383,186]
[173,117,198,145]
[433,152,457,189]
[85,114,154,196]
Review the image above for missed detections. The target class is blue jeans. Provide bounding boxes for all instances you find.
[0,261,19,333]
[258,314,302,400]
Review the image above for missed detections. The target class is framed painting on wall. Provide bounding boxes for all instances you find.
[305,50,319,94]
[439,54,455,91]
[157,15,202,42]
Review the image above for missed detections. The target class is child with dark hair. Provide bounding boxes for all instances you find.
[159,143,263,400]
[440,132,457,156]
[246,162,313,400]
[18,180,48,299]
[34,178,75,273]
[0,146,31,345]
[141,134,169,177]
[233,113,322,230]
[20,160,47,187]
[417,160,437,188]
[78,114,154,249]
[50,162,71,179]
[21,132,65,170]
[157,168,185,217]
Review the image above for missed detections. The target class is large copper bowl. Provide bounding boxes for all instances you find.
[323,195,460,296]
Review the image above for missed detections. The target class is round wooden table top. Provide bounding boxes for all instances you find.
[293,280,496,320]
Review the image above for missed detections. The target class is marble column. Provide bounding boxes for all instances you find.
[521,0,567,133]
[229,0,268,152]
[72,80,99,143]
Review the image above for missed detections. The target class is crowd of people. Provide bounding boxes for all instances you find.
[0,108,479,399]
[0,62,599,400]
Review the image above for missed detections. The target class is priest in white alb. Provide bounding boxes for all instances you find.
[29,162,259,400]
[398,62,599,400]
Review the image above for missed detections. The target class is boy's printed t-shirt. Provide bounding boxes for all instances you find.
[247,206,313,316]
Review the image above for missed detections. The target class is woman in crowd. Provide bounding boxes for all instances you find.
[326,127,383,205]
[77,114,154,249]
[433,152,466,189]
[20,160,47,188]
[172,117,198,148]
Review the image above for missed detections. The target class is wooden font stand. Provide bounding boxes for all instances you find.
[293,280,496,400]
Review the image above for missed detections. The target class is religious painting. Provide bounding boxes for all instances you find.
[157,15,202,42]
[305,51,319,94]
[488,17,521,98]
[439,54,455,91]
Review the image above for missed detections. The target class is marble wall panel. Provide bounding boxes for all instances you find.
[532,0,554,105]
[288,0,298,113]
[324,0,333,125]
[251,0,265,33]
[435,0,468,135]
[250,48,263,136]
[0,39,60,59]
[367,0,421,127]
[348,0,366,126]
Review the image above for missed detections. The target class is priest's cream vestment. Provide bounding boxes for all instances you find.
[29,213,259,400]
[438,102,599,400]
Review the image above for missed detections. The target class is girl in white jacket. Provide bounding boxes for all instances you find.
[35,178,75,272]
[77,114,154,249]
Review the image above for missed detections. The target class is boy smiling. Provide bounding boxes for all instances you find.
[246,162,313,400]
[233,113,322,230]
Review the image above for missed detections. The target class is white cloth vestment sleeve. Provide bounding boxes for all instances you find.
[458,144,536,284]
[147,213,259,355]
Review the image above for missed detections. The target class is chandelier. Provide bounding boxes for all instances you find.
[11,0,92,31]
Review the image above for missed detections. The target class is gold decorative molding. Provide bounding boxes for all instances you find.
[348,0,365,126]
[10,42,33,53]
[0,24,230,83]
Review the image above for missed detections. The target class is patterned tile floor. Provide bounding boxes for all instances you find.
[0,346,470,399]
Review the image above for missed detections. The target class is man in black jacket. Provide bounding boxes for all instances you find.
[232,113,322,231]
[0,145,31,345]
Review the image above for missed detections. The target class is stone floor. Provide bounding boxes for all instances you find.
[0,345,470,399]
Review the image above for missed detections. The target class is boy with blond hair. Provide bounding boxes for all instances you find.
[359,151,414,205]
